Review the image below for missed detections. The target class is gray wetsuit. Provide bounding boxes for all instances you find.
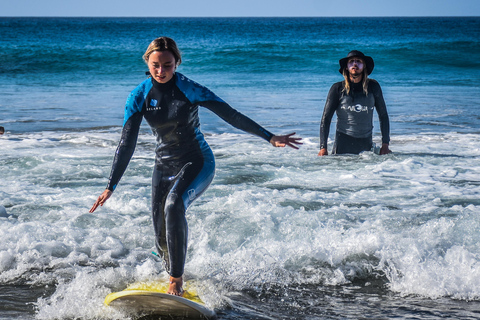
[320,80,390,154]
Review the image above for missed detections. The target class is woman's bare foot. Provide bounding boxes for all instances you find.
[167,276,184,296]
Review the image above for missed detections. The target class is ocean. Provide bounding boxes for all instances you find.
[1,17,480,319]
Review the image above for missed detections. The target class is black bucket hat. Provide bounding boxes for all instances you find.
[339,50,374,75]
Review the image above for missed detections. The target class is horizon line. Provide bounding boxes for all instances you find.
[1,15,479,18]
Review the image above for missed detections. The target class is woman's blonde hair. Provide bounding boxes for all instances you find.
[143,36,182,66]
[341,64,370,95]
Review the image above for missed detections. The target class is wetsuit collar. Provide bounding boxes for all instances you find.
[350,81,363,92]
[151,72,177,90]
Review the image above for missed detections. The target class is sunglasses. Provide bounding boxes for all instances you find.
[347,59,364,68]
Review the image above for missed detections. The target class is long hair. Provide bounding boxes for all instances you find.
[143,36,182,66]
[341,67,370,95]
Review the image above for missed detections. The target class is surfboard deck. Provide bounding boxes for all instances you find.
[105,281,216,319]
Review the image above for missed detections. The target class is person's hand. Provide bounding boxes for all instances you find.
[269,132,302,149]
[89,189,113,213]
[318,148,328,156]
[379,143,391,155]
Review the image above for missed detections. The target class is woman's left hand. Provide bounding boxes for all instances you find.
[270,132,303,149]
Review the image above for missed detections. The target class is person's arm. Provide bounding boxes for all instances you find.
[202,99,274,142]
[89,112,142,213]
[202,99,302,149]
[106,112,143,192]
[319,84,340,156]
[90,83,147,213]
[176,74,301,148]
[372,81,391,155]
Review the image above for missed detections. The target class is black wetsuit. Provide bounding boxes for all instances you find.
[106,72,274,277]
[320,80,390,154]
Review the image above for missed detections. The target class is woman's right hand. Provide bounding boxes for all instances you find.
[89,189,113,213]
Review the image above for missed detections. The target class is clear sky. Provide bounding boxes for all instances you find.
[1,0,480,17]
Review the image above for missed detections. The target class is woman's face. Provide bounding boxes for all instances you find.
[148,50,177,83]
[347,58,365,77]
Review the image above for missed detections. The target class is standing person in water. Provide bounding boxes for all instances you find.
[318,50,391,156]
[90,37,302,296]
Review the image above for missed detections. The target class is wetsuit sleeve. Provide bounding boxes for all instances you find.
[106,112,142,191]
[320,83,341,149]
[371,80,390,144]
[106,82,149,192]
[201,100,275,142]
[175,73,274,142]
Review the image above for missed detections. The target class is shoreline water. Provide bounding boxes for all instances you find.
[3,281,480,319]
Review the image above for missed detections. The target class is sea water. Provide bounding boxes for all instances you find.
[1,17,480,319]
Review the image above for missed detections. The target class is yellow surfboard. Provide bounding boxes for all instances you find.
[105,280,216,319]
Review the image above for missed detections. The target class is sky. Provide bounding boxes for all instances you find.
[1,0,480,17]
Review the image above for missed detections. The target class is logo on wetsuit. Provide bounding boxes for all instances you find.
[146,99,162,111]
[341,104,372,113]
[188,189,196,201]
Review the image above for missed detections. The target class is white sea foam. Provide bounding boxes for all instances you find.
[1,129,480,318]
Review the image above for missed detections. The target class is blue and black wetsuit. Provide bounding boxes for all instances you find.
[106,72,274,277]
[320,80,390,155]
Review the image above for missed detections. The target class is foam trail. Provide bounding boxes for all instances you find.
[2,130,479,318]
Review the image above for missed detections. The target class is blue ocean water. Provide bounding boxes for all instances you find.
[1,17,480,319]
